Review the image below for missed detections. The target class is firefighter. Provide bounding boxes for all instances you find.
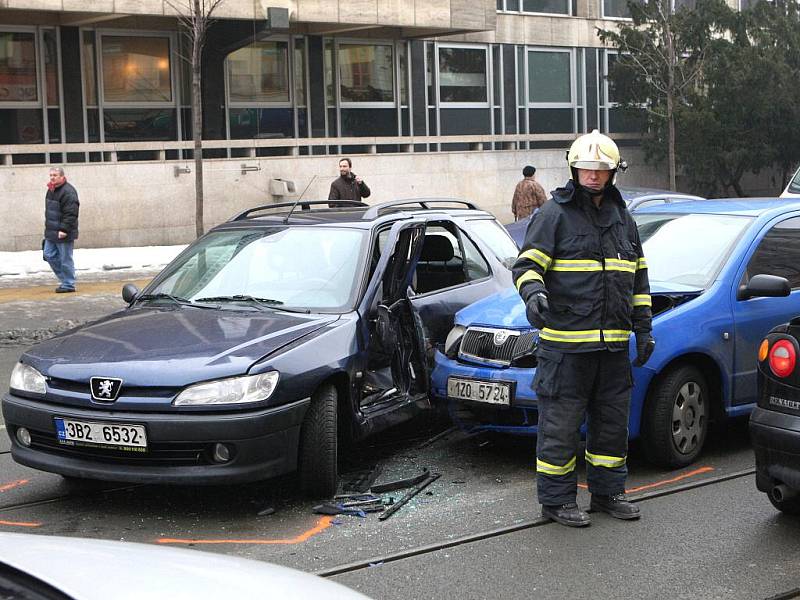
[513,130,654,527]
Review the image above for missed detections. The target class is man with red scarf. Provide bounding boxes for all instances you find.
[43,167,79,293]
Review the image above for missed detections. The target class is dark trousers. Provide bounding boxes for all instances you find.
[533,348,632,506]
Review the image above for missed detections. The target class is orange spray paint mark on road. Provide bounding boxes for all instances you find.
[0,479,30,492]
[156,516,335,546]
[577,466,715,492]
[0,520,42,528]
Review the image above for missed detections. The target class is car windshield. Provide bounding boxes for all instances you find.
[789,168,800,194]
[147,227,368,312]
[634,213,753,289]
[467,219,519,268]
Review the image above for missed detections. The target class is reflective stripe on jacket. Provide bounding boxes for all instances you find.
[512,180,652,352]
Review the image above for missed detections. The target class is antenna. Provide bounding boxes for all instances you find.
[283,175,318,224]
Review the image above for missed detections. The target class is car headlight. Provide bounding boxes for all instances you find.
[173,371,279,406]
[444,325,467,359]
[9,362,47,395]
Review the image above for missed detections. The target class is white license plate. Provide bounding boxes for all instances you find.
[55,418,147,451]
[447,377,511,406]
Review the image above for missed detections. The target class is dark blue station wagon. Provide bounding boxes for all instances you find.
[3,199,516,497]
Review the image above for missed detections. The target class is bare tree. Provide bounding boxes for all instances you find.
[598,0,727,190]
[167,0,225,238]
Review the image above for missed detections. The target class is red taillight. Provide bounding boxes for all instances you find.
[769,339,796,378]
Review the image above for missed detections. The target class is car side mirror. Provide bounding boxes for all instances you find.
[122,283,140,304]
[737,274,790,301]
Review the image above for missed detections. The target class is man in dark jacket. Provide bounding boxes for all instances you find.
[328,158,371,202]
[512,130,654,528]
[43,167,79,293]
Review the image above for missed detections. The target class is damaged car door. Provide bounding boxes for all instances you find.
[357,220,429,434]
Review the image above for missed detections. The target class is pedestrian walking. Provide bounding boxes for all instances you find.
[512,130,654,528]
[43,166,79,293]
[328,158,371,202]
[511,165,547,221]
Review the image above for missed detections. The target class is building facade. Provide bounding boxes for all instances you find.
[0,0,736,251]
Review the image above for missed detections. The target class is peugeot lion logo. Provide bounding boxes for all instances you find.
[90,377,123,402]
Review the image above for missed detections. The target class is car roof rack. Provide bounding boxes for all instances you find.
[229,200,368,222]
[362,198,480,220]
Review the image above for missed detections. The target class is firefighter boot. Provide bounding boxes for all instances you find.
[590,493,641,520]
[541,502,591,527]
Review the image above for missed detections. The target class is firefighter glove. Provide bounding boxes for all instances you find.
[633,333,655,367]
[525,292,549,329]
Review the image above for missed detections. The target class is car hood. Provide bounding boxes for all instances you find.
[23,306,339,386]
[455,282,703,328]
[0,532,371,600]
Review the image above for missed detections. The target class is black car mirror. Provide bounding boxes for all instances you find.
[737,274,790,301]
[122,283,140,304]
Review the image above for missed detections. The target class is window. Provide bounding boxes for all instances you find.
[0,31,37,104]
[101,36,172,103]
[438,46,488,104]
[467,219,520,266]
[745,218,800,290]
[601,50,644,133]
[602,0,646,18]
[227,41,290,104]
[522,0,570,14]
[294,38,306,107]
[603,0,632,17]
[413,225,490,294]
[339,43,394,104]
[528,48,575,134]
[528,50,571,104]
[462,232,491,280]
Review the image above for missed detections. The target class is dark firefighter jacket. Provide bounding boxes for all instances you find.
[328,173,371,202]
[44,181,80,242]
[512,180,652,352]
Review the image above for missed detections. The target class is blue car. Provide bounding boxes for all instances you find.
[505,187,704,247]
[433,199,800,468]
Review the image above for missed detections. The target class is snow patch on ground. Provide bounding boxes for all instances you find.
[0,245,186,279]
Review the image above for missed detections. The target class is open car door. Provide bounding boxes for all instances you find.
[357,219,430,433]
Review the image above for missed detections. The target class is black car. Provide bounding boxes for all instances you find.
[3,199,516,497]
[751,322,800,514]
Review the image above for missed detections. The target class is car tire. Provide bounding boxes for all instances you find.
[768,489,800,515]
[643,364,709,468]
[298,383,338,498]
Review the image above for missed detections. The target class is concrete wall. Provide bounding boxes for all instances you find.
[0,148,667,251]
[0,0,496,31]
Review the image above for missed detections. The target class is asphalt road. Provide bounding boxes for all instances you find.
[1,293,798,600]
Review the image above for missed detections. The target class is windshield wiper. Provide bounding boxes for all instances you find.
[195,295,311,314]
[136,293,219,309]
[196,295,283,305]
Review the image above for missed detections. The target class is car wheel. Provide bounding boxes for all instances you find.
[768,487,800,515]
[298,383,338,498]
[643,364,709,468]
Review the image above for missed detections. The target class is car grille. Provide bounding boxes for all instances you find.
[27,428,209,466]
[458,327,538,366]
[47,377,179,399]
